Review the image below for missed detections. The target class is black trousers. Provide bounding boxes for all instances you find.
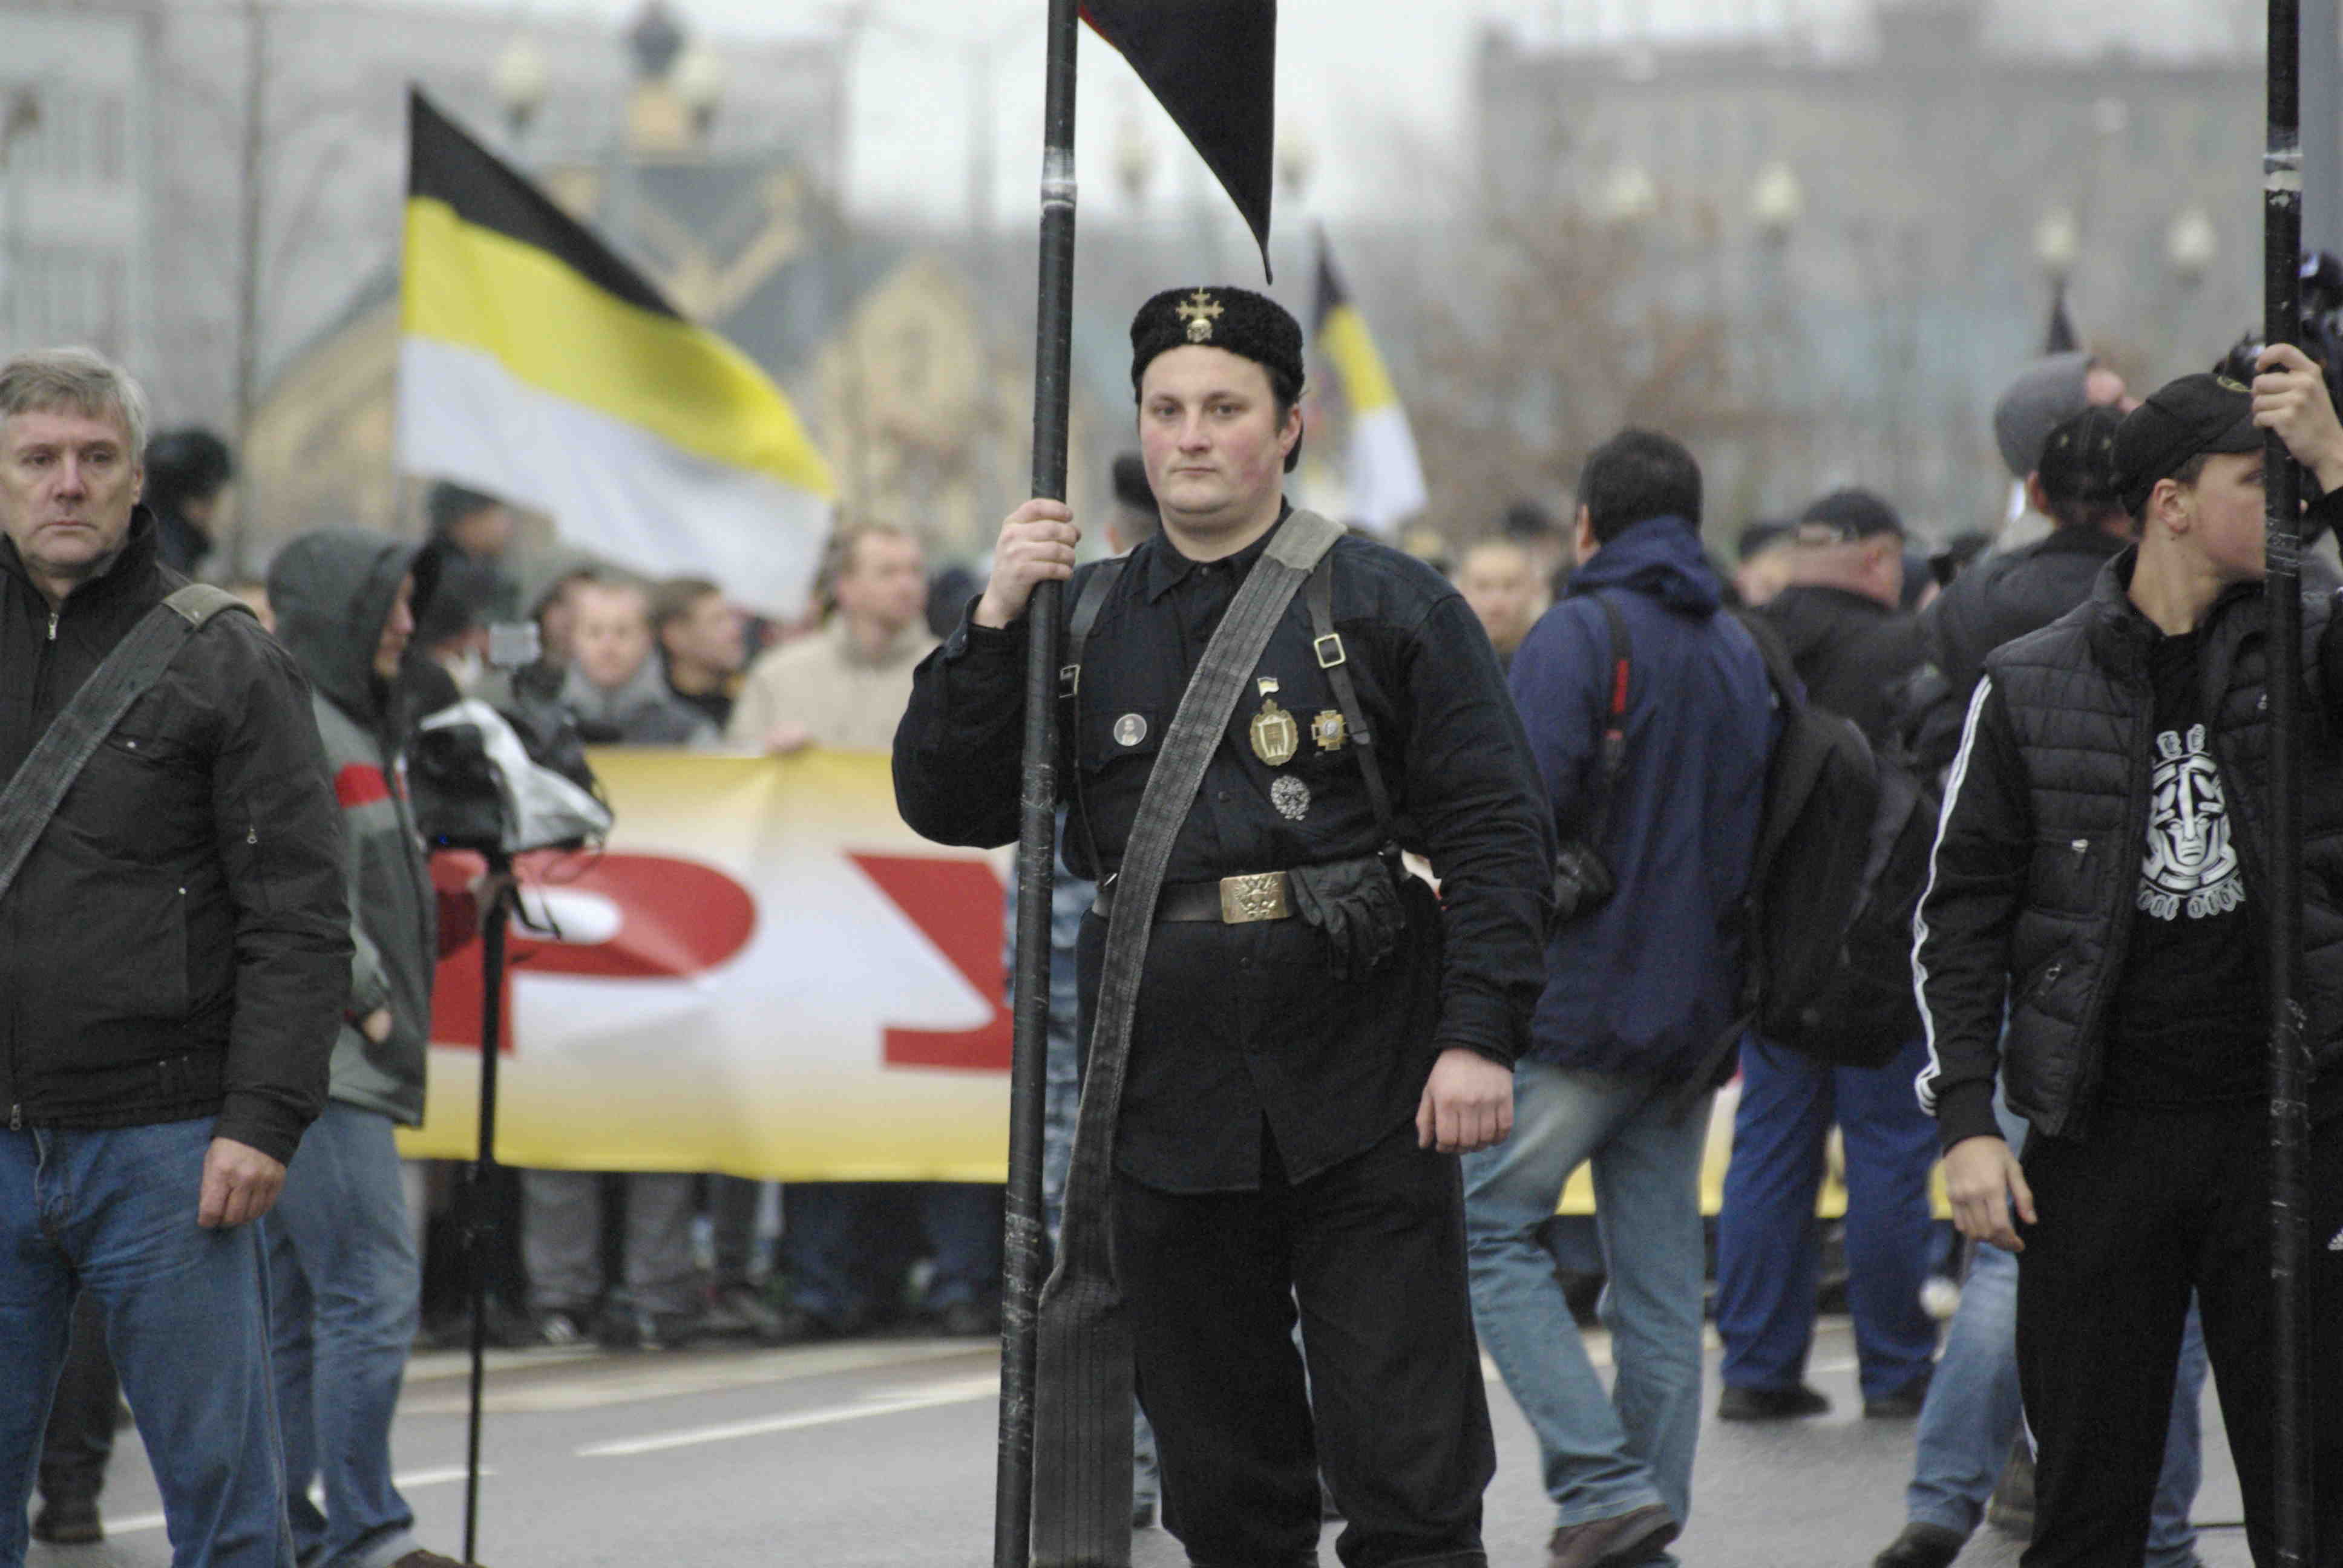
[2016,1101,2343,1568]
[1113,1120,1493,1568]
[37,1291,118,1508]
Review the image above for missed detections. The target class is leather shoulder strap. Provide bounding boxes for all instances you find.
[0,590,255,904]
[1302,544,1398,850]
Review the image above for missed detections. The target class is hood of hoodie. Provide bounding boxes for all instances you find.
[1565,515,1725,617]
[268,530,436,723]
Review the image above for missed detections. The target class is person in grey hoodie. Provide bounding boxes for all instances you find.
[264,530,478,1568]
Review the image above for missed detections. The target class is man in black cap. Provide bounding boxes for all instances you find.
[1873,403,2212,1568]
[1919,345,2343,1566]
[896,285,1553,1567]
[1711,486,1941,1428]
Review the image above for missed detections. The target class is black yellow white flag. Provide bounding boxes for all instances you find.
[397,91,833,613]
[1312,232,1425,536]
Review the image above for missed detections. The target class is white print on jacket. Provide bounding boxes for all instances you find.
[2137,724,2245,922]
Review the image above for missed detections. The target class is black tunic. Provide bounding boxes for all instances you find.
[893,514,1554,1192]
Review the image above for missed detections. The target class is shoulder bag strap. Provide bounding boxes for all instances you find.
[0,586,254,904]
[1033,508,1345,1566]
[1302,548,1400,852]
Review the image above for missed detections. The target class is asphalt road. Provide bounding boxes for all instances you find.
[26,1318,2255,1568]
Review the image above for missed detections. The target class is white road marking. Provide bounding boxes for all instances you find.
[577,1376,1000,1458]
[402,1338,984,1415]
[99,1468,488,1536]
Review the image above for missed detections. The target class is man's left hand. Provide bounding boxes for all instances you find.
[1416,1047,1515,1155]
[2254,343,2343,492]
[198,1138,287,1229]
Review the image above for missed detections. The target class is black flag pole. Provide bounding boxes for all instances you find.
[461,857,516,1567]
[996,2,1083,1564]
[2262,4,2314,1564]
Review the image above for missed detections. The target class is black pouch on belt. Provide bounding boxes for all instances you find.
[1288,855,1407,978]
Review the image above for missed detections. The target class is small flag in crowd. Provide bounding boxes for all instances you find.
[1083,0,1277,278]
[396,91,834,615]
[1313,232,1427,537]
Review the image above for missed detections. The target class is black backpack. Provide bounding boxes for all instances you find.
[1723,610,1935,1071]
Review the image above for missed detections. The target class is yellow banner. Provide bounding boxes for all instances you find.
[398,750,1935,1219]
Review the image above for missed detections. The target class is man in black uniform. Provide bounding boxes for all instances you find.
[894,286,1553,1568]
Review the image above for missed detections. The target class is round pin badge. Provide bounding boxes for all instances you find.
[1113,713,1148,747]
[1271,775,1311,821]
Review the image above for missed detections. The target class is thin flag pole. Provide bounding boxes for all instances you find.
[462,862,514,1567]
[2262,2,2313,1564]
[997,1,1081,1563]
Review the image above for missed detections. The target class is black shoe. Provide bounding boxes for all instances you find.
[770,1304,863,1344]
[534,1308,591,1348]
[1871,1521,1964,1568]
[1546,1503,1679,1568]
[31,1500,103,1545]
[638,1310,703,1351]
[1716,1382,1830,1420]
[1864,1365,1935,1419]
[934,1299,1001,1338]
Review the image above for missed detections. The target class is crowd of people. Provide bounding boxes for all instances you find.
[2,266,2340,1568]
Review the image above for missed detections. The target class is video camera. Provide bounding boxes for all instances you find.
[404,688,612,857]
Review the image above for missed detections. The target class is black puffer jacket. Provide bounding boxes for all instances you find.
[1909,526,2128,772]
[0,510,350,1163]
[1915,550,2343,1149]
[1761,583,1925,744]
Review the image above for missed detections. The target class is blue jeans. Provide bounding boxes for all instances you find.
[1465,1061,1712,1542]
[1906,1100,2205,1564]
[267,1105,422,1568]
[1,1120,293,1568]
[1714,1034,1940,1403]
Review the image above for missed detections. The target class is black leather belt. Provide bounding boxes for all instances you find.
[1092,870,1294,924]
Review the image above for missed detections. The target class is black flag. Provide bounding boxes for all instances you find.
[1083,0,1277,278]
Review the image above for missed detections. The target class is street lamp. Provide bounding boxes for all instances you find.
[2033,206,2080,284]
[1598,160,1659,227]
[1750,160,1802,247]
[1278,124,1316,206]
[2168,206,2218,287]
[492,38,548,139]
[1113,113,1154,207]
[672,42,727,140]
[0,90,36,347]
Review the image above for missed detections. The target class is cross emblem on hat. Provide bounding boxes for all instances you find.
[1176,289,1223,343]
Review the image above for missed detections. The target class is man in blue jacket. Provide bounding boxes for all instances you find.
[1467,428,1773,1568]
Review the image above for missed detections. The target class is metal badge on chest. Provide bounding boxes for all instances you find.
[1250,676,1299,766]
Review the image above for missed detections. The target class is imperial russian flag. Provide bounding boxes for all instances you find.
[395,91,834,614]
[1314,231,1427,535]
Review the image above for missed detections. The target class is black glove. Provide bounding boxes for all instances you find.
[1288,858,1406,979]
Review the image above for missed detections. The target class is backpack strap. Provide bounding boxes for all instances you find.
[1303,550,1399,853]
[0,586,255,904]
[1581,592,1633,848]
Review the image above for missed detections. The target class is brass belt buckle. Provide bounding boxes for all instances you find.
[1218,871,1290,924]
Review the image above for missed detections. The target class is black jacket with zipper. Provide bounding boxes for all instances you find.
[0,509,350,1163]
[1914,544,2343,1151]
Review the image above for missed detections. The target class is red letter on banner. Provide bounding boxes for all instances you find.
[430,852,758,1051]
[847,853,1013,1074]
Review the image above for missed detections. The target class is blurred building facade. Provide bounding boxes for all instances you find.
[0,2,160,375]
[1474,0,2264,540]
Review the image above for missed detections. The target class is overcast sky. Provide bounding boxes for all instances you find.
[485,0,2254,227]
